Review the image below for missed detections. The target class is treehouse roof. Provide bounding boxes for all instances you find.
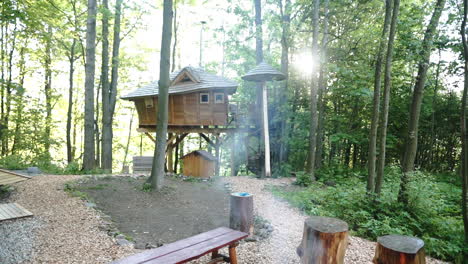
[242,61,286,82]
[121,66,238,100]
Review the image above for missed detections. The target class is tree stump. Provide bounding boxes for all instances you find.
[229,192,254,236]
[297,216,349,264]
[373,235,425,264]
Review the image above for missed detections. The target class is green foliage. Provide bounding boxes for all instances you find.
[141,182,152,192]
[272,166,465,262]
[64,181,89,200]
[0,185,14,200]
[293,171,312,187]
[0,155,29,170]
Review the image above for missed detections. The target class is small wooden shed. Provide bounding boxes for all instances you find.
[182,150,217,178]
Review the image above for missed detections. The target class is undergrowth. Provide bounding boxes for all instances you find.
[271,165,466,263]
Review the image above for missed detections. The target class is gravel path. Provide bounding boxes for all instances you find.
[222,176,449,264]
[2,175,136,264]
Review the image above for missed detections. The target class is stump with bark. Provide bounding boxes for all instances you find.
[373,235,425,264]
[296,216,349,264]
[229,192,254,236]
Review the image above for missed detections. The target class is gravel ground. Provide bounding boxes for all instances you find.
[0,218,41,264]
[3,174,136,264]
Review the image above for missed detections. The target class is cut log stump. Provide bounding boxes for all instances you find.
[297,216,349,264]
[373,235,425,264]
[229,192,254,236]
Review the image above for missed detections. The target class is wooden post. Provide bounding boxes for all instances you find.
[297,216,349,264]
[228,243,239,264]
[167,133,174,173]
[373,235,426,264]
[229,192,254,236]
[261,82,271,177]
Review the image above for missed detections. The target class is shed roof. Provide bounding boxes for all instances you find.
[182,150,217,161]
[121,66,238,100]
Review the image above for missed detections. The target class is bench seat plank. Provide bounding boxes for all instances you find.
[112,227,247,264]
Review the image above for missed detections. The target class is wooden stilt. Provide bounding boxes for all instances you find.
[229,243,238,264]
[167,133,174,173]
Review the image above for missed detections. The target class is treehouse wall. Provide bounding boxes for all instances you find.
[134,90,228,126]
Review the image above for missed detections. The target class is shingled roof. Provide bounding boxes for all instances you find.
[182,150,217,161]
[121,66,238,100]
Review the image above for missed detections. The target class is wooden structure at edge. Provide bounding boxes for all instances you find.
[182,150,216,178]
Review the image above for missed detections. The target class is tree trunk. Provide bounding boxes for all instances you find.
[100,0,110,171]
[373,235,426,264]
[307,0,320,181]
[375,0,400,194]
[83,0,97,170]
[315,0,329,170]
[44,25,52,158]
[171,0,178,72]
[367,0,392,193]
[459,0,468,260]
[399,0,446,204]
[101,0,123,172]
[67,39,76,163]
[254,0,265,177]
[167,133,174,173]
[150,0,173,190]
[278,0,291,164]
[11,45,26,154]
[297,216,349,264]
[122,108,134,173]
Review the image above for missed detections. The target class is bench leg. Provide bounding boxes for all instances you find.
[211,250,219,259]
[228,244,238,264]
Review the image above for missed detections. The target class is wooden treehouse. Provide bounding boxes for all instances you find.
[122,66,251,176]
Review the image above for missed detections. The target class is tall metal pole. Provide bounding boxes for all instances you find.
[262,82,271,177]
[199,21,206,67]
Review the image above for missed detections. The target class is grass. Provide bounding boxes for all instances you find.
[270,166,466,263]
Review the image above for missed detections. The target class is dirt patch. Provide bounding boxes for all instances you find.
[75,176,230,248]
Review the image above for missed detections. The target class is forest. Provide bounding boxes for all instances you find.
[0,0,468,263]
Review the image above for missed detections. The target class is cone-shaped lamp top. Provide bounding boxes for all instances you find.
[242,61,286,82]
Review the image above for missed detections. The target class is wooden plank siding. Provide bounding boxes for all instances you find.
[0,169,30,185]
[182,153,215,178]
[134,90,228,127]
[0,203,33,222]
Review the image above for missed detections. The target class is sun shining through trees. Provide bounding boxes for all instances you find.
[293,50,317,76]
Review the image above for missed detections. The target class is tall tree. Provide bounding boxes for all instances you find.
[307,0,320,181]
[367,0,392,193]
[101,0,123,172]
[100,0,110,171]
[278,0,291,164]
[315,0,329,169]
[254,0,265,177]
[375,0,400,194]
[399,0,446,204]
[459,0,468,260]
[150,0,173,190]
[66,39,77,163]
[83,0,97,170]
[44,25,53,157]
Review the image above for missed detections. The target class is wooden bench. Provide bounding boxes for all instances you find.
[133,156,153,173]
[112,227,248,264]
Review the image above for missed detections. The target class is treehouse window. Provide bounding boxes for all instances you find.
[145,98,154,108]
[214,93,224,104]
[200,93,209,104]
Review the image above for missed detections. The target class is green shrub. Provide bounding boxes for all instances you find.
[293,171,312,186]
[0,155,28,170]
[271,166,465,262]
